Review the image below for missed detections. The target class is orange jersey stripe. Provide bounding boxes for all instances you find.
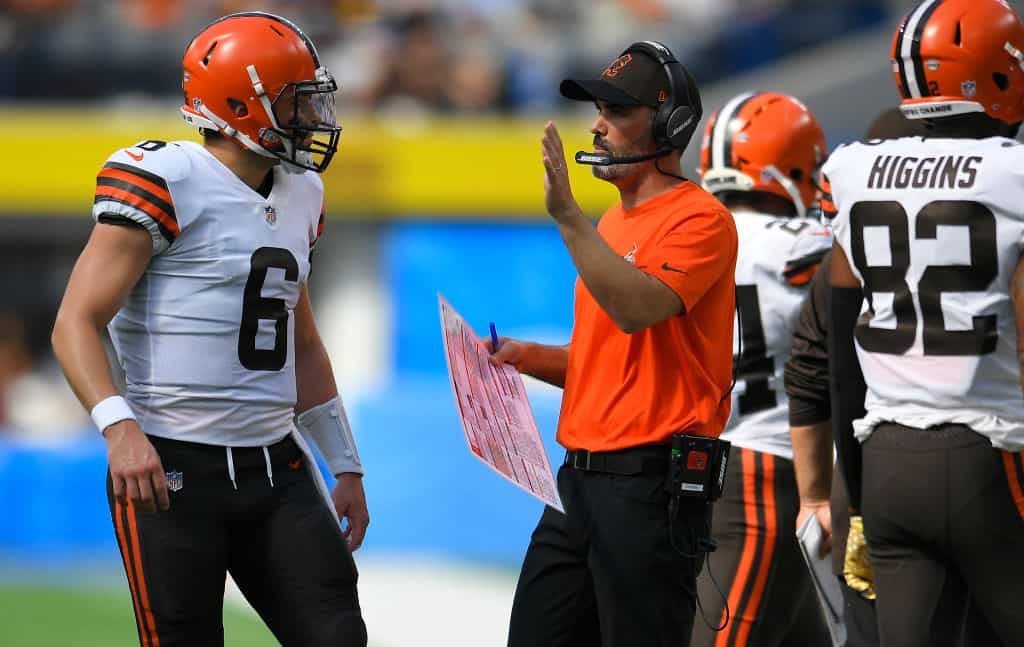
[115,501,150,647]
[1002,451,1024,521]
[716,448,759,647]
[786,264,820,286]
[98,168,173,206]
[95,185,180,237]
[733,453,778,647]
[127,502,161,647]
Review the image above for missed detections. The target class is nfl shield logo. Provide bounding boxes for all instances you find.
[264,206,277,226]
[962,80,977,98]
[166,471,183,492]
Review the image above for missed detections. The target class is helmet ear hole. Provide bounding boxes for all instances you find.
[790,168,803,182]
[227,98,248,117]
[994,73,1010,91]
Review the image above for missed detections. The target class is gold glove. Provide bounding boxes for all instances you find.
[843,515,876,600]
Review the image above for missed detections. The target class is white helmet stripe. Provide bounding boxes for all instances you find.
[711,92,755,169]
[900,0,940,99]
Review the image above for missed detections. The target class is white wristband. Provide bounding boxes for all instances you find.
[90,395,136,434]
[295,396,364,476]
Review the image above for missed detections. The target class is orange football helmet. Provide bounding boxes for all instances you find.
[180,12,341,173]
[892,0,1024,124]
[699,92,825,218]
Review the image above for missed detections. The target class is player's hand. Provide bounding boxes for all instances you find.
[484,336,531,371]
[541,121,580,222]
[105,420,169,513]
[796,498,832,557]
[332,473,369,551]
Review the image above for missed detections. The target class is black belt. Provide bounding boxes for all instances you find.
[564,445,669,476]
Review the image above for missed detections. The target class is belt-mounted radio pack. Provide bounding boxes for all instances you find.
[666,433,730,502]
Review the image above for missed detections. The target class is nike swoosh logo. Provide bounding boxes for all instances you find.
[661,262,688,275]
[126,150,144,161]
[288,459,301,470]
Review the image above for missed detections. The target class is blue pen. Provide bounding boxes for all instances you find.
[489,322,500,351]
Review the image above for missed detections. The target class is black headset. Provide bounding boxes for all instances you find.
[625,40,703,152]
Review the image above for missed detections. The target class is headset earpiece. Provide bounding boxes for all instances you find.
[666,106,695,149]
[624,40,702,153]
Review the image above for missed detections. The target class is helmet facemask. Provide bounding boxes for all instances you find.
[260,68,341,173]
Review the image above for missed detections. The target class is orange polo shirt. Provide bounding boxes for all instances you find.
[557,181,738,452]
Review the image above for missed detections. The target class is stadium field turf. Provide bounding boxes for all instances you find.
[0,585,278,646]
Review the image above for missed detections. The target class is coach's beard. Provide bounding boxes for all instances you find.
[590,137,657,181]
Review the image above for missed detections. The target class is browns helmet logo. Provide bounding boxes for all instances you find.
[603,53,632,78]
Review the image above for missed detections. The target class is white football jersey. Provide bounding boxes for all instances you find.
[723,209,832,459]
[92,139,325,446]
[826,136,1024,451]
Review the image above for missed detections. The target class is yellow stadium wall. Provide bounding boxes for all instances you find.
[0,107,618,218]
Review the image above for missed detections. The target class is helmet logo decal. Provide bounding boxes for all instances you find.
[962,80,977,98]
[603,53,632,78]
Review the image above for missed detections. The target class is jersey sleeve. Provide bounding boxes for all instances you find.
[782,221,833,286]
[92,143,187,255]
[311,206,325,250]
[818,171,838,222]
[647,205,738,311]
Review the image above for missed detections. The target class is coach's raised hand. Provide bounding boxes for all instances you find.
[542,121,582,223]
[105,420,170,513]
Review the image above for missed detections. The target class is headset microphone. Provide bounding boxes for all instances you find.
[574,148,675,166]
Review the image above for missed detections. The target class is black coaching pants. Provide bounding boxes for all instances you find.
[507,449,712,647]
[107,434,366,647]
[862,422,1024,647]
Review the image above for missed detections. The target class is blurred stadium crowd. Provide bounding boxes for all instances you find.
[2,0,887,111]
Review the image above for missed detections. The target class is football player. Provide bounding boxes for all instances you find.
[51,13,368,647]
[786,107,929,647]
[826,0,1024,644]
[691,91,833,647]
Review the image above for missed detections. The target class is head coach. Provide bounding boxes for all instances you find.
[488,41,739,646]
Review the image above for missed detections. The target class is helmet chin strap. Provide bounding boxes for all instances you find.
[247,65,298,164]
[760,165,807,219]
[280,159,309,175]
[245,64,327,173]
[186,102,278,159]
